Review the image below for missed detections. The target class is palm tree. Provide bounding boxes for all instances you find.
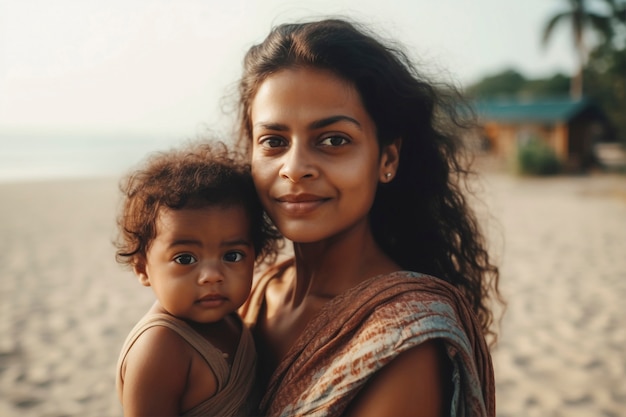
[542,0,615,99]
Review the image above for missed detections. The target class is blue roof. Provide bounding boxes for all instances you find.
[474,98,594,123]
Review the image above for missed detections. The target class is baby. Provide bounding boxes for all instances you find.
[114,141,279,416]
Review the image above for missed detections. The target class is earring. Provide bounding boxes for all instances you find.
[385,172,392,179]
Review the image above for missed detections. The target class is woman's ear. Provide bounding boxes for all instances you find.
[379,138,402,183]
[133,260,151,287]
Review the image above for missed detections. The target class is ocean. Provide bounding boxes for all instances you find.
[0,134,200,183]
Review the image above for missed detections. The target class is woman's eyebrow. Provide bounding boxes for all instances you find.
[309,115,361,130]
[253,115,362,132]
[253,122,288,131]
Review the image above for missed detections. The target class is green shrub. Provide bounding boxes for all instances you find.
[516,139,561,176]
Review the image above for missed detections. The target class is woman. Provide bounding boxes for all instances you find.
[237,18,501,417]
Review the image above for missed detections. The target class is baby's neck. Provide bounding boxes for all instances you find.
[187,314,240,363]
[148,302,240,361]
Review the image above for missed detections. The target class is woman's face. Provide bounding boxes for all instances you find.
[249,67,398,243]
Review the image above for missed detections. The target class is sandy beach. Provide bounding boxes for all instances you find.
[1,171,625,417]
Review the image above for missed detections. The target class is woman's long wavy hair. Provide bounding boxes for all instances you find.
[236,18,503,342]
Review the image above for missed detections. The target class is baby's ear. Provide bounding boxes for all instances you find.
[133,260,151,287]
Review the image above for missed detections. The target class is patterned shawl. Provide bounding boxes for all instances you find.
[241,260,495,417]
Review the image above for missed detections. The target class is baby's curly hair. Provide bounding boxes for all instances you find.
[114,140,281,268]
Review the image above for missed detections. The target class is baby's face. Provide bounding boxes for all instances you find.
[136,204,255,324]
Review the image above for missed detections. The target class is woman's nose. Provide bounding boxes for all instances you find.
[279,143,318,183]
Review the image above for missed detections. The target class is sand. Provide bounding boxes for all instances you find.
[0,178,153,417]
[477,172,626,417]
[0,172,625,417]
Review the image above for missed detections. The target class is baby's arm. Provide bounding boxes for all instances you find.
[121,326,192,417]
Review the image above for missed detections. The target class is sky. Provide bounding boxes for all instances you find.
[0,0,576,140]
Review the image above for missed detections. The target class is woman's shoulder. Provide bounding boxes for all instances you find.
[255,257,295,285]
[239,257,295,327]
[345,271,461,319]
[332,271,477,345]
[350,270,464,308]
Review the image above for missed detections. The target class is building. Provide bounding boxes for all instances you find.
[472,98,609,171]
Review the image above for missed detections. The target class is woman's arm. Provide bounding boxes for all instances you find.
[344,340,451,417]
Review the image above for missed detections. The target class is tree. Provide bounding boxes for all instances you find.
[466,69,569,100]
[584,0,626,142]
[523,74,571,97]
[585,41,626,142]
[465,69,527,99]
[542,0,615,99]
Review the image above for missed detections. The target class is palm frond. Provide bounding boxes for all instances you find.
[542,12,570,46]
[588,13,615,42]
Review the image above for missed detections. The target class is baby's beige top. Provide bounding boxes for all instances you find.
[116,313,257,417]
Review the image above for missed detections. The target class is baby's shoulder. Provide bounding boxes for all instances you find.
[127,324,194,364]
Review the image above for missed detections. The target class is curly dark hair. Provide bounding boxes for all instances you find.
[115,140,281,268]
[236,18,502,342]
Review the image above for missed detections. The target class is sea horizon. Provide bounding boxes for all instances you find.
[0,132,222,183]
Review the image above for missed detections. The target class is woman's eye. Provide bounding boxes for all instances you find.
[174,254,197,265]
[223,251,244,263]
[259,136,286,148]
[319,136,349,146]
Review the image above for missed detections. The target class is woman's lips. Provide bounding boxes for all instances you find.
[276,194,329,215]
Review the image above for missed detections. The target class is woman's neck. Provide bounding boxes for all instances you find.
[288,222,400,305]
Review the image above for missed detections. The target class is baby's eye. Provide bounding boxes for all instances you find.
[174,254,197,265]
[223,251,244,263]
[319,136,349,146]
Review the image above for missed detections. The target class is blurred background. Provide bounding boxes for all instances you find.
[1,1,625,416]
[2,0,624,181]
